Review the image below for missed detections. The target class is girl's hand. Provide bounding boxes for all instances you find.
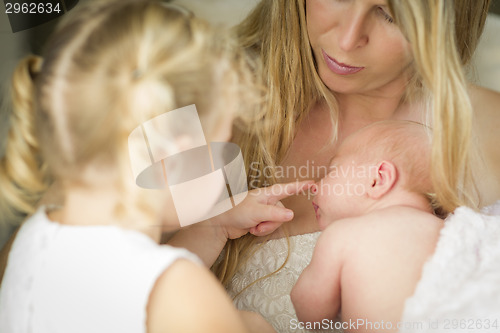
[167,180,314,267]
[214,180,314,240]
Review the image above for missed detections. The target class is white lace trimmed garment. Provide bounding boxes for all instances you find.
[0,207,201,333]
[226,232,342,333]
[400,202,500,332]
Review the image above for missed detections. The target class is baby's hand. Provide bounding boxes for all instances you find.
[214,180,314,239]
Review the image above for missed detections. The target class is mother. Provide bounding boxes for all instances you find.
[206,0,500,331]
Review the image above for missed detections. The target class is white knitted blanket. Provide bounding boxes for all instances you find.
[400,202,500,332]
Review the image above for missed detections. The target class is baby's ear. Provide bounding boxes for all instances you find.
[367,160,397,200]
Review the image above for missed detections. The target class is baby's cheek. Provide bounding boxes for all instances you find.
[315,192,329,209]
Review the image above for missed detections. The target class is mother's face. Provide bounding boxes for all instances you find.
[306,0,413,96]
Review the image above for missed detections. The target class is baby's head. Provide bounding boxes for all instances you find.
[1,0,256,227]
[312,120,433,229]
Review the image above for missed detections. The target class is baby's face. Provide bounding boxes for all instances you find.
[312,136,376,229]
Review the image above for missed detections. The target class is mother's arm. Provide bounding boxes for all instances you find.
[469,85,500,206]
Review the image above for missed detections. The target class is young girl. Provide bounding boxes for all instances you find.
[0,0,306,331]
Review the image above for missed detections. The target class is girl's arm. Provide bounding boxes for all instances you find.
[239,311,277,333]
[165,220,228,268]
[167,181,314,267]
[147,259,275,333]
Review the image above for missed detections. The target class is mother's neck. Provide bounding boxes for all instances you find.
[334,90,424,142]
[336,90,406,122]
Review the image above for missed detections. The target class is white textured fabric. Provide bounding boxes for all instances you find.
[226,232,341,333]
[0,207,200,333]
[400,202,500,332]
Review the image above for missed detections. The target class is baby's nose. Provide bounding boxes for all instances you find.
[311,183,319,195]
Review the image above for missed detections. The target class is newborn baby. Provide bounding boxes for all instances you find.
[291,120,443,332]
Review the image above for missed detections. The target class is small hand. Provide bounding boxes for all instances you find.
[215,180,314,239]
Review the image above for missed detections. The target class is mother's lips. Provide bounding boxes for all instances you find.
[322,50,364,75]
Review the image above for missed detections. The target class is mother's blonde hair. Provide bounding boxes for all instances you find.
[214,0,490,286]
[0,0,255,228]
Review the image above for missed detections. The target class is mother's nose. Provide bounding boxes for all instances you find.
[338,13,369,51]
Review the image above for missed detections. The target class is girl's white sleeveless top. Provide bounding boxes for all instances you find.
[0,207,200,333]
